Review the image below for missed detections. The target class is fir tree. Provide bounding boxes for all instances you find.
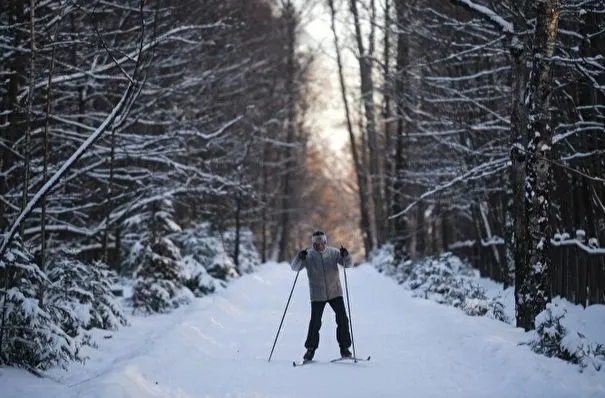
[177,223,238,281]
[89,260,129,330]
[132,238,192,314]
[180,255,221,297]
[0,234,79,371]
[122,198,182,275]
[222,227,261,275]
[46,254,128,339]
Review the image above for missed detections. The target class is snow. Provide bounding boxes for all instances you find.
[1,262,604,398]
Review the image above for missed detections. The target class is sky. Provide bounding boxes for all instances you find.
[298,1,357,154]
[2,261,604,398]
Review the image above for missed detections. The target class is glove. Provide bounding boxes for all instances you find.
[340,246,348,257]
[298,249,308,260]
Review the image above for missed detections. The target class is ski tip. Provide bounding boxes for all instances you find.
[292,361,296,367]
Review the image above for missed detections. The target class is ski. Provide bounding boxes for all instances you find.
[293,356,370,367]
[330,355,371,363]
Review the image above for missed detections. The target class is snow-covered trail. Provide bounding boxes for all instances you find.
[2,262,604,398]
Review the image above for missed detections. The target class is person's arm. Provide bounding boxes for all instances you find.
[291,249,307,271]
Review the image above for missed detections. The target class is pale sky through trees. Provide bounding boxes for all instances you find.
[299,1,356,154]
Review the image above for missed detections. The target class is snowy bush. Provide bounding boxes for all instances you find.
[371,250,508,323]
[528,302,605,372]
[132,238,193,314]
[404,253,507,322]
[123,240,145,275]
[222,227,261,274]
[370,243,413,284]
[370,243,395,275]
[46,257,94,340]
[180,255,221,296]
[121,198,182,275]
[47,256,128,339]
[463,297,509,323]
[88,260,129,330]
[0,234,81,371]
[176,223,239,281]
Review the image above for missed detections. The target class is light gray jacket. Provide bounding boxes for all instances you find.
[291,247,352,302]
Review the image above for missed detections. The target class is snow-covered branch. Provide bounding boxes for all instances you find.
[389,158,509,219]
[0,82,134,260]
[449,0,514,34]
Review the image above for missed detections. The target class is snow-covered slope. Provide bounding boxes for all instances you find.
[1,262,603,398]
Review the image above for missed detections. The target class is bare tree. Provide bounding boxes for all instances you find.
[349,0,385,249]
[327,0,373,256]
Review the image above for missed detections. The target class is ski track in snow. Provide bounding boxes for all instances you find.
[1,262,604,398]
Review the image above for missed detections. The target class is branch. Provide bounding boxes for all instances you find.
[17,24,224,102]
[449,0,514,34]
[0,81,135,262]
[389,157,509,219]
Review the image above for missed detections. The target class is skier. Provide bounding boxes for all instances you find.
[291,230,353,361]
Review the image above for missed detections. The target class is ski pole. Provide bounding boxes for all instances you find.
[268,267,301,362]
[342,259,357,362]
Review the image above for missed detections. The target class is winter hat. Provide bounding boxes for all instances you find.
[311,230,327,245]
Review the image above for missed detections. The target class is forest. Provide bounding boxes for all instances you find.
[1,0,603,372]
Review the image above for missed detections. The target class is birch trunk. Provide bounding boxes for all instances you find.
[518,0,560,331]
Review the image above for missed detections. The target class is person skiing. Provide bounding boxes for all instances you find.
[291,230,353,361]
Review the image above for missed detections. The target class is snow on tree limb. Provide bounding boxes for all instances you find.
[450,0,514,34]
[0,82,134,261]
[16,24,225,102]
[389,157,510,220]
[551,235,605,255]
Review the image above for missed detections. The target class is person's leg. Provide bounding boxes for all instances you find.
[304,300,327,352]
[328,296,351,354]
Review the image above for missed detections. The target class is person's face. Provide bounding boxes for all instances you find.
[313,241,326,252]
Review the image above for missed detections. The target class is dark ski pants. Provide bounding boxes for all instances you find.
[304,296,351,351]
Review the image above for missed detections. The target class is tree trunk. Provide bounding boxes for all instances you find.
[261,141,268,263]
[391,0,409,263]
[278,1,297,261]
[21,0,36,237]
[234,192,241,273]
[509,0,531,327]
[415,201,426,257]
[383,0,394,240]
[349,0,384,249]
[327,0,373,257]
[40,0,59,307]
[518,0,560,331]
[1,0,27,230]
[103,128,116,265]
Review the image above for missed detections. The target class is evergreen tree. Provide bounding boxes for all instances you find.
[0,235,79,371]
[180,255,220,297]
[46,255,128,339]
[222,227,261,275]
[132,238,192,314]
[89,260,129,330]
[177,223,239,281]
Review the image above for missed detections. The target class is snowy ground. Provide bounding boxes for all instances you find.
[1,262,604,398]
